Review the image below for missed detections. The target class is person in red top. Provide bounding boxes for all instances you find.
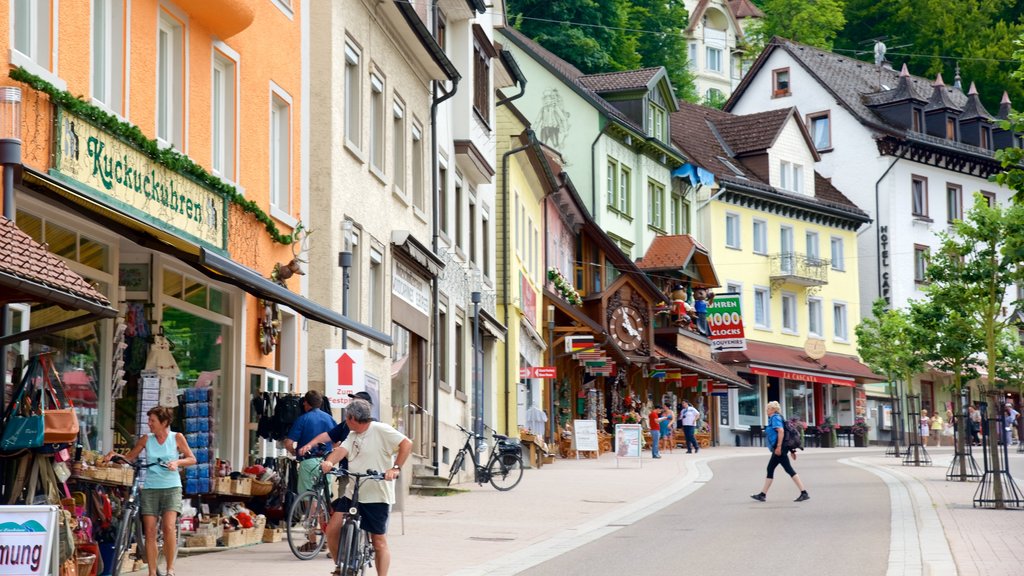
[648,407,666,459]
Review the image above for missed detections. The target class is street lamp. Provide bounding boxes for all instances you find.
[547,304,556,444]
[0,86,21,423]
[471,291,483,464]
[338,219,353,348]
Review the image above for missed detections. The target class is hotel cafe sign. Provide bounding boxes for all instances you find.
[51,108,229,251]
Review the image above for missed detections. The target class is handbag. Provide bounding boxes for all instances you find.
[39,355,80,445]
[0,370,44,451]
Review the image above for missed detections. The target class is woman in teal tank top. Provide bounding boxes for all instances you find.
[105,406,195,576]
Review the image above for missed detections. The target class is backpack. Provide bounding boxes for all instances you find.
[271,395,303,440]
[782,418,803,453]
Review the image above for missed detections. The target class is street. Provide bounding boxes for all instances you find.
[171,446,1024,576]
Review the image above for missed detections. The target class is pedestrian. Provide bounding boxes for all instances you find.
[919,408,930,445]
[968,404,982,446]
[284,391,337,497]
[647,406,665,459]
[1002,402,1019,446]
[751,401,809,503]
[679,400,700,453]
[930,412,943,447]
[660,403,674,453]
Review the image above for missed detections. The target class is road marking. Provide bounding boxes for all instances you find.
[843,457,957,576]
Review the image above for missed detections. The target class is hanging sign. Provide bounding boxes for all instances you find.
[324,349,366,407]
[708,292,746,352]
[0,505,59,576]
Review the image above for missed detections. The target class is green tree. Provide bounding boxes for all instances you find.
[754,0,846,51]
[626,0,698,102]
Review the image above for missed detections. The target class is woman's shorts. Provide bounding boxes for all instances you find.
[140,487,183,516]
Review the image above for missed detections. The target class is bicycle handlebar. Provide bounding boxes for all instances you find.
[325,468,387,481]
[296,442,333,462]
[109,454,165,470]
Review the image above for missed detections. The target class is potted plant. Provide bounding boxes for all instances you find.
[852,417,871,447]
[817,417,837,448]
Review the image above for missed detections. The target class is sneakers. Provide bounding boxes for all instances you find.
[794,492,810,502]
[750,493,766,502]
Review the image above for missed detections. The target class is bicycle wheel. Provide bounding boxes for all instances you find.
[111,510,137,576]
[488,453,524,491]
[336,521,358,575]
[156,515,181,568]
[286,490,329,560]
[357,529,374,575]
[447,450,465,486]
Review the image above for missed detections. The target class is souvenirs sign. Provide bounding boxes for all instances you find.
[708,293,746,353]
[52,108,229,251]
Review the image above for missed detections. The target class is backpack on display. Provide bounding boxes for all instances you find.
[782,419,804,453]
[271,395,303,440]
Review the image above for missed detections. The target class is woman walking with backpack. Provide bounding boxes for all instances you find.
[751,401,809,503]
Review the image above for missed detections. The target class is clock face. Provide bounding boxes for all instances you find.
[609,306,645,351]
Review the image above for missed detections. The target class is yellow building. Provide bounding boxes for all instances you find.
[671,102,880,444]
[1,2,386,470]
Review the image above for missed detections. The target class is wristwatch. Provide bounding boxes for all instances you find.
[392,464,401,471]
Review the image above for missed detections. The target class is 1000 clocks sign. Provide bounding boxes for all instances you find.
[52,108,229,251]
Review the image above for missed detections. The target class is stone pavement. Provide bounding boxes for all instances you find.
[170,445,1024,576]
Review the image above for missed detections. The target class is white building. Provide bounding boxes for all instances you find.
[683,0,763,102]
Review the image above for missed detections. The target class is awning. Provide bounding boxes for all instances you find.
[478,308,507,342]
[392,230,445,277]
[199,248,392,346]
[717,340,883,383]
[654,345,750,389]
[749,365,854,387]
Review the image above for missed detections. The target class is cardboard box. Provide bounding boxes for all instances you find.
[232,477,252,496]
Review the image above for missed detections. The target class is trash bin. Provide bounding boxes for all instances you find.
[735,434,741,447]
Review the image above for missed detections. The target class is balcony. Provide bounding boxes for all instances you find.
[769,252,829,287]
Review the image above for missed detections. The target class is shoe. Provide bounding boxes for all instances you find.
[652,455,661,459]
[794,492,810,502]
[750,493,766,502]
[686,451,692,454]
[297,542,320,553]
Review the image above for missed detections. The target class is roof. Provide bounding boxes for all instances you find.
[717,340,884,382]
[669,100,869,221]
[960,83,993,121]
[728,0,764,19]
[636,235,720,288]
[0,216,112,309]
[654,345,749,389]
[578,68,663,94]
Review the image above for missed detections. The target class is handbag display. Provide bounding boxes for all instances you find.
[0,354,80,451]
[0,367,44,451]
[39,355,81,444]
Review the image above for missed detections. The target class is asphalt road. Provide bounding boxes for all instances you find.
[519,450,891,576]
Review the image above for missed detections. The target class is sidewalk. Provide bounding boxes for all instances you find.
[169,445,1024,576]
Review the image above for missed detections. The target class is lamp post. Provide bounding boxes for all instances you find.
[0,86,22,426]
[338,220,353,348]
[471,291,483,465]
[547,304,556,444]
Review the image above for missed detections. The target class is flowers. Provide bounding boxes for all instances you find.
[817,416,837,435]
[852,417,871,437]
[547,267,583,306]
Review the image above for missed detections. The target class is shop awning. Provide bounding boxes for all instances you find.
[654,345,750,389]
[199,248,392,346]
[478,308,507,342]
[717,340,884,383]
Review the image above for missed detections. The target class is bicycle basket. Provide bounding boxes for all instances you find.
[497,440,521,455]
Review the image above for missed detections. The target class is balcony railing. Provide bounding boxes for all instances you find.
[769,252,829,287]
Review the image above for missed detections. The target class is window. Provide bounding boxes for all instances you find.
[805,231,819,263]
[753,219,767,254]
[392,101,406,193]
[435,10,447,50]
[830,236,845,271]
[833,302,848,341]
[270,89,291,212]
[781,292,797,333]
[439,308,448,383]
[369,73,385,173]
[439,166,449,237]
[913,108,923,133]
[725,213,740,248]
[606,159,617,207]
[706,47,723,73]
[157,10,185,148]
[368,248,383,329]
[670,193,687,234]
[469,198,477,266]
[455,179,464,251]
[212,49,237,181]
[482,212,491,278]
[808,112,831,150]
[648,104,666,140]
[981,191,996,207]
[946,117,957,140]
[455,321,465,393]
[618,167,631,214]
[92,0,125,114]
[688,42,697,70]
[648,180,665,229]
[754,287,770,328]
[705,88,725,106]
[912,178,936,217]
[982,126,992,149]
[780,225,794,273]
[411,124,424,210]
[946,184,962,222]
[773,68,790,97]
[914,244,929,283]
[473,40,491,123]
[780,161,803,193]
[12,0,61,87]
[344,42,361,149]
[808,298,823,337]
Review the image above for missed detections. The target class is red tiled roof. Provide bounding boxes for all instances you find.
[578,68,662,93]
[0,217,111,307]
[717,340,884,382]
[636,235,719,287]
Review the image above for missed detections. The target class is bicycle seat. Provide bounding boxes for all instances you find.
[493,434,509,442]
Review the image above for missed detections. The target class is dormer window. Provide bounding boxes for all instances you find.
[780,160,803,193]
[946,117,957,140]
[648,103,666,141]
[773,68,790,97]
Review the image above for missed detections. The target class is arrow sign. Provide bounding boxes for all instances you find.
[324,349,365,407]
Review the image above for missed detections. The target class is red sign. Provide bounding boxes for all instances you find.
[521,273,537,327]
[749,365,855,387]
[519,366,557,379]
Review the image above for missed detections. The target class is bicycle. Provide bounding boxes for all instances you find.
[109,455,181,576]
[285,446,335,560]
[446,424,524,491]
[330,468,386,576]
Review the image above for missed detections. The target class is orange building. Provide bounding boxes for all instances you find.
[0,1,386,474]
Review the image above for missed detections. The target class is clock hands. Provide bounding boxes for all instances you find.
[622,314,640,338]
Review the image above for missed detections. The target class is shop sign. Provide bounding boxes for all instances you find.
[749,365,855,387]
[324,349,366,408]
[708,293,746,353]
[572,419,599,453]
[392,261,431,316]
[614,424,642,463]
[51,108,228,251]
[0,505,58,576]
[519,366,557,379]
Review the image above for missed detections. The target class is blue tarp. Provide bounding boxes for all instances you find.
[673,163,715,187]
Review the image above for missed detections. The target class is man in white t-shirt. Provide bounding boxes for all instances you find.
[320,399,411,576]
[679,400,701,453]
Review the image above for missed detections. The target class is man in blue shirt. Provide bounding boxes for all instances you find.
[285,390,337,493]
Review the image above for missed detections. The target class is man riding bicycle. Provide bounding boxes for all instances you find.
[318,399,410,576]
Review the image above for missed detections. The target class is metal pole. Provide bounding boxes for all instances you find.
[472,291,482,465]
[339,220,353,350]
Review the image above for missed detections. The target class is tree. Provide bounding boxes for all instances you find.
[754,0,846,51]
[626,0,698,102]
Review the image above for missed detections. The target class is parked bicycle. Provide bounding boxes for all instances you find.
[109,455,180,576]
[330,468,386,576]
[447,424,524,491]
[285,446,334,560]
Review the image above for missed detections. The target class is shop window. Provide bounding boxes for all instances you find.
[184,277,207,308]
[92,0,125,115]
[157,8,185,148]
[18,210,111,273]
[784,381,814,424]
[737,385,761,427]
[247,367,290,461]
[391,323,429,455]
[163,270,183,298]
